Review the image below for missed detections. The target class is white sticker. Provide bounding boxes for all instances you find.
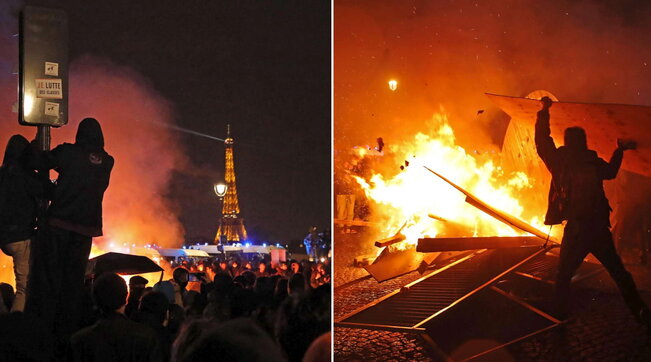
[35,79,63,99]
[44,102,59,117]
[45,62,59,76]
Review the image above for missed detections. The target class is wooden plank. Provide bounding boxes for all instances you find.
[374,233,406,248]
[423,166,559,244]
[417,236,542,252]
[486,93,651,178]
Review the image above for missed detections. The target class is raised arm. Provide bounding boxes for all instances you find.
[534,97,558,170]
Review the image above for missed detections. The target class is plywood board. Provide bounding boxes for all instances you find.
[486,93,651,178]
[364,247,438,282]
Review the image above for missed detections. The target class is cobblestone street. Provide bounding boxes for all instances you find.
[334,233,651,361]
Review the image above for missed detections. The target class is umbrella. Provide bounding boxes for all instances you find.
[86,252,163,278]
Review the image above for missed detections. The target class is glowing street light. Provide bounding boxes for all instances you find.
[388,79,398,91]
[214,183,227,198]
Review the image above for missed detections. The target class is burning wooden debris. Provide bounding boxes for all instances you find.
[363,165,558,282]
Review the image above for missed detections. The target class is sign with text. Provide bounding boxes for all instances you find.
[35,78,63,99]
[19,6,68,126]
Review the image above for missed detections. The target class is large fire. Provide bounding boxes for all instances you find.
[350,108,554,250]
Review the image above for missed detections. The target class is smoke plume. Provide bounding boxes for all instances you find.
[335,0,651,150]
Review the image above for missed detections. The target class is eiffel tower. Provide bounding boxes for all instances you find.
[215,124,248,244]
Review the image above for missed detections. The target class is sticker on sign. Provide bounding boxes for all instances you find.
[35,78,63,99]
[44,101,59,117]
[45,62,59,76]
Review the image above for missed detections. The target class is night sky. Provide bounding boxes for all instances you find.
[18,0,331,243]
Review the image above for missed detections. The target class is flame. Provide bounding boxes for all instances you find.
[351,108,550,250]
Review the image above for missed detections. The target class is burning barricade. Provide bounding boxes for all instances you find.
[337,92,651,282]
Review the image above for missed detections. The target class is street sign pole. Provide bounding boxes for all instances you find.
[36,125,50,151]
[19,7,67,316]
[20,5,67,212]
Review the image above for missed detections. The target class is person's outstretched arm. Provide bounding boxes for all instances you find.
[600,139,636,180]
[534,97,558,170]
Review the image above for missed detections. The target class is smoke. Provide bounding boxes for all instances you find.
[0,4,185,284]
[64,56,186,249]
[335,0,651,150]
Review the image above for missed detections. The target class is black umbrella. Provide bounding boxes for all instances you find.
[86,252,163,279]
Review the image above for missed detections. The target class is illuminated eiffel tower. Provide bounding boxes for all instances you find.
[215,124,248,244]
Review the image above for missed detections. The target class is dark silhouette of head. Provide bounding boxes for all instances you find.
[275,278,289,300]
[564,127,587,150]
[128,275,148,291]
[93,272,128,314]
[75,118,104,151]
[138,291,169,325]
[288,273,306,295]
[173,267,190,289]
[178,318,284,362]
[219,260,228,270]
[183,290,207,319]
[275,291,330,362]
[2,135,29,167]
[290,261,301,274]
[0,283,15,311]
[303,332,331,362]
[241,270,256,288]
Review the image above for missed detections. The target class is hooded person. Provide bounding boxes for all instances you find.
[0,135,44,312]
[534,97,651,327]
[30,118,114,340]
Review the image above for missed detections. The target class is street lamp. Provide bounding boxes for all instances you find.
[214,183,227,199]
[214,182,228,246]
[388,79,397,91]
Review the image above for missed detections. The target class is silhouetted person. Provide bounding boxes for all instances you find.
[125,275,148,318]
[0,135,44,311]
[255,261,269,278]
[0,135,43,312]
[183,290,206,319]
[133,291,172,362]
[302,332,331,362]
[0,309,55,360]
[32,118,114,339]
[535,97,650,324]
[288,273,306,296]
[70,273,162,362]
[275,288,330,362]
[274,278,289,303]
[177,318,285,362]
[303,227,320,261]
[290,260,302,275]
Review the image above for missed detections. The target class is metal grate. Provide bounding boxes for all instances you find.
[337,247,542,330]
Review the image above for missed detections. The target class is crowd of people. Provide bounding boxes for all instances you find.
[168,256,331,291]
[1,256,331,361]
[0,118,331,361]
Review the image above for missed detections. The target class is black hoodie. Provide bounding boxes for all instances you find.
[534,109,622,225]
[47,118,114,237]
[0,135,43,245]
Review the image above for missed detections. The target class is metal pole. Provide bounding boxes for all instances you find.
[36,124,50,151]
[35,125,50,216]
